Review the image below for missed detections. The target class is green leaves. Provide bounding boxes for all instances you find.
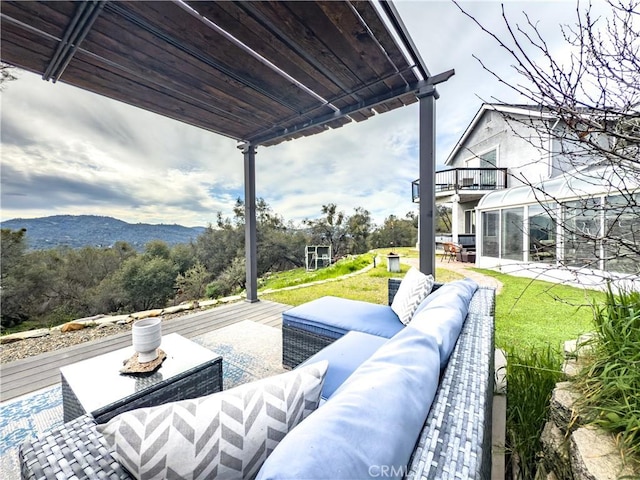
[575,286,640,460]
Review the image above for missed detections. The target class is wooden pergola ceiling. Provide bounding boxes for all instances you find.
[1,0,438,147]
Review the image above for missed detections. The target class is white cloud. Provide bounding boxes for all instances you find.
[1,1,596,227]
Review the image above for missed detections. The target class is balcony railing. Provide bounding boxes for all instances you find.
[412,168,508,202]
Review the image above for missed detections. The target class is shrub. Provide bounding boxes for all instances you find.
[574,286,640,461]
[506,345,563,480]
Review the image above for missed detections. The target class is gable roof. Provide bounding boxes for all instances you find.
[0,1,436,147]
[444,103,555,165]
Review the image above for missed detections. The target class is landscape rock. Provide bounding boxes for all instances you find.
[540,421,572,480]
[550,382,581,433]
[563,358,580,378]
[93,314,130,325]
[61,322,86,333]
[131,309,163,320]
[570,427,638,480]
[0,328,50,344]
[163,304,192,314]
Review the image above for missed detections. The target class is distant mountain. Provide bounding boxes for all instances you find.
[0,215,207,251]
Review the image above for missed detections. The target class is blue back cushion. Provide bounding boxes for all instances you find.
[409,278,478,368]
[257,324,441,480]
[282,296,404,339]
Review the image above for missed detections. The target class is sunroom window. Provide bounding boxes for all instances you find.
[501,207,524,261]
[529,205,556,263]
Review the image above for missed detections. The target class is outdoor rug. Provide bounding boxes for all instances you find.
[0,320,284,479]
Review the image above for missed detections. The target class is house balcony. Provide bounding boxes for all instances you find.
[412,167,508,203]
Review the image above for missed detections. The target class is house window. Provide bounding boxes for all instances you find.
[479,148,497,187]
[603,193,640,274]
[479,149,497,168]
[529,205,557,263]
[481,211,499,257]
[501,208,524,260]
[464,209,476,234]
[563,198,601,269]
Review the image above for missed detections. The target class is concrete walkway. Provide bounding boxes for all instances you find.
[402,256,503,293]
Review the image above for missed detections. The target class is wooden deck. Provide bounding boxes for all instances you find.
[0,300,289,402]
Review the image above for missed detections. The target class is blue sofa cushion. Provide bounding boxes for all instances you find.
[257,323,441,480]
[299,331,389,400]
[409,278,478,368]
[282,296,404,339]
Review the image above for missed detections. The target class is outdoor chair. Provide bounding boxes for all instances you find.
[442,242,461,262]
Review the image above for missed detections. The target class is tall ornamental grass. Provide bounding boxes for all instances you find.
[575,287,640,462]
[506,345,563,480]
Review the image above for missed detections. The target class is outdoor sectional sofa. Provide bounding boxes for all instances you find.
[19,275,495,480]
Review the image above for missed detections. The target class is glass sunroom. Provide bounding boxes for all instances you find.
[475,164,640,286]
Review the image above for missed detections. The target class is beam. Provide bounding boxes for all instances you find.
[418,88,437,277]
[241,143,259,303]
[248,78,432,145]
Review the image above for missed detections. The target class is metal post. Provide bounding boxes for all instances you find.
[241,143,259,303]
[418,88,437,277]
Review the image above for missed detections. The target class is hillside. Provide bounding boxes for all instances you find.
[0,215,206,250]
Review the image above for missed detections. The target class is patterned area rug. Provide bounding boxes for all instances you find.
[0,320,284,479]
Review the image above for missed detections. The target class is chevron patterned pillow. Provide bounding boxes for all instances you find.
[391,267,435,325]
[98,360,328,480]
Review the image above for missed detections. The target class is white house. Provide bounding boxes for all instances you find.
[416,103,640,288]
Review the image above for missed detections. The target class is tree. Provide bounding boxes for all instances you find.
[304,204,348,258]
[435,205,452,234]
[346,207,374,254]
[1,229,30,327]
[370,214,417,249]
[0,62,18,89]
[175,262,210,302]
[457,0,640,278]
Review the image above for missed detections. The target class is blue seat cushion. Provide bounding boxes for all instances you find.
[299,331,388,400]
[282,296,404,339]
[257,324,441,480]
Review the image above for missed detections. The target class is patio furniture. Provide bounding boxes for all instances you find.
[442,242,461,262]
[19,280,495,480]
[60,333,223,423]
[272,278,495,479]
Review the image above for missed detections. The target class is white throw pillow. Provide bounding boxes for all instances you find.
[391,267,435,325]
[98,361,328,480]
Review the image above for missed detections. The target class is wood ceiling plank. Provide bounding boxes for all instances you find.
[84,10,286,129]
[184,2,346,103]
[351,1,421,85]
[242,2,383,102]
[0,21,59,74]
[114,1,332,118]
[0,1,75,39]
[279,1,393,97]
[316,1,406,91]
[63,56,252,140]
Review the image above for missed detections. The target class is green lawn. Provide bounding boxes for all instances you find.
[261,260,462,307]
[474,269,602,352]
[262,254,602,355]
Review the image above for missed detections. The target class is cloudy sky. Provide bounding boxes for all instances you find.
[0,1,599,227]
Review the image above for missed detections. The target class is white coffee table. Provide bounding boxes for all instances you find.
[60,333,223,423]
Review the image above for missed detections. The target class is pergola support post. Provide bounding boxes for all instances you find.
[418,88,437,277]
[241,143,259,303]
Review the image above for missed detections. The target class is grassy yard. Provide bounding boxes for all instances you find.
[261,254,462,306]
[262,253,601,355]
[474,269,602,352]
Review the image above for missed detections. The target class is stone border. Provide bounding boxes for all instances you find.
[1,259,378,345]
